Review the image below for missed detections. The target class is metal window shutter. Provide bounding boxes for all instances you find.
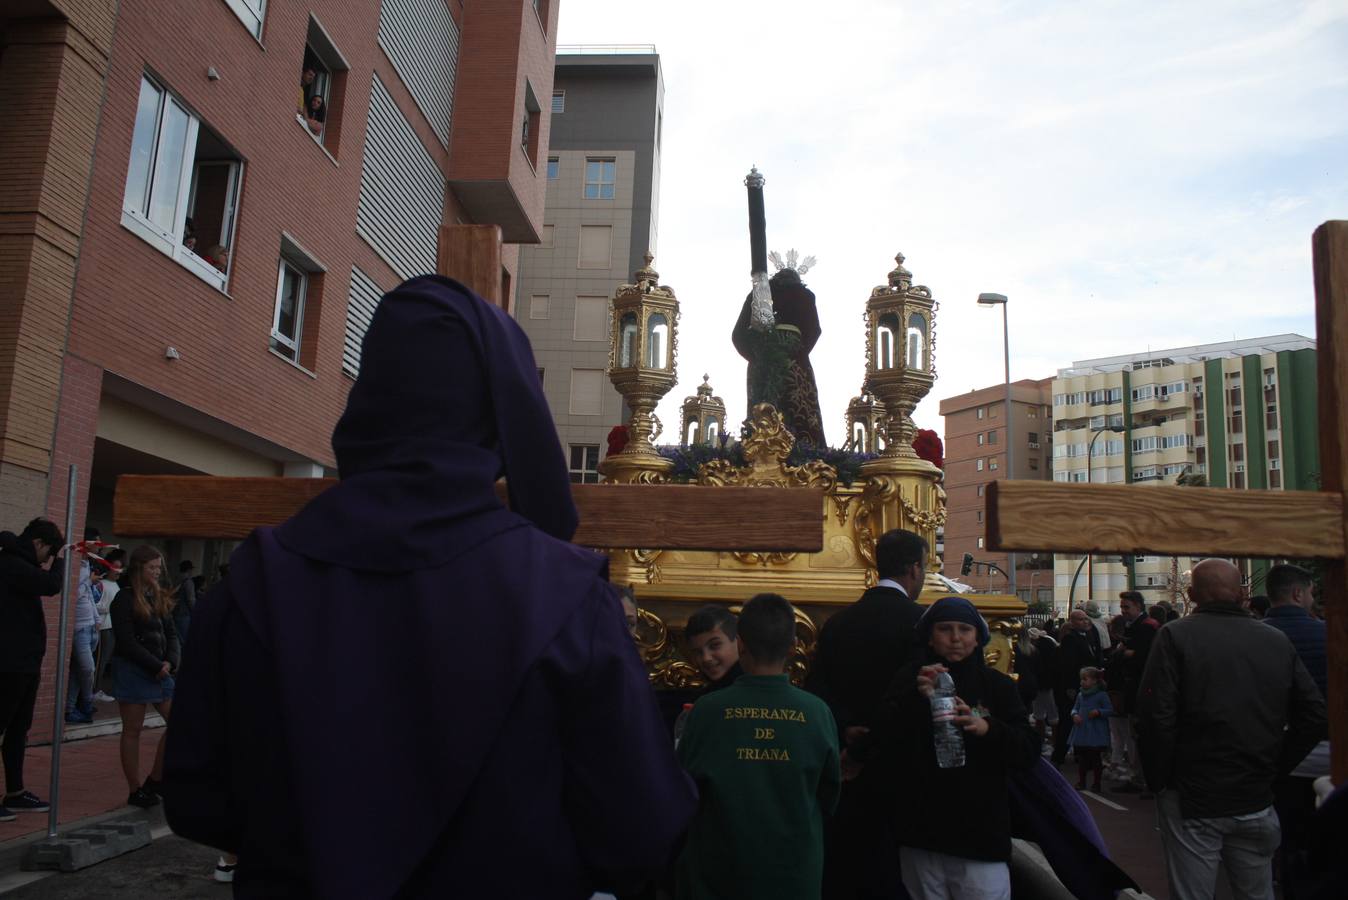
[343,266,385,378]
[377,0,458,146]
[356,75,444,280]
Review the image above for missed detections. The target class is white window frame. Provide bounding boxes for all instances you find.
[546,157,559,180]
[270,259,308,362]
[976,458,985,471]
[583,157,616,200]
[223,0,266,40]
[568,444,600,484]
[121,75,240,293]
[551,91,565,114]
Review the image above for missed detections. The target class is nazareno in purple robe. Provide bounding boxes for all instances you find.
[162,275,697,898]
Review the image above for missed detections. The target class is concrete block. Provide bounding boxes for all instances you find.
[22,817,152,872]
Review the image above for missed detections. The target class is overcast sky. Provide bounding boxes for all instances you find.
[556,1,1347,441]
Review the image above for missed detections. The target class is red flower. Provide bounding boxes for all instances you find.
[606,425,630,457]
[912,429,944,469]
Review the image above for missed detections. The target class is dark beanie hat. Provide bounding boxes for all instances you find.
[917,596,991,647]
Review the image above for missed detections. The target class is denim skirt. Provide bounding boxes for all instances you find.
[110,657,175,704]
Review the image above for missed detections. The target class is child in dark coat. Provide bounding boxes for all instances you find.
[852,596,1040,900]
[1067,666,1113,791]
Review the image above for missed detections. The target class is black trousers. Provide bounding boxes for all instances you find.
[0,672,40,794]
[1051,689,1075,763]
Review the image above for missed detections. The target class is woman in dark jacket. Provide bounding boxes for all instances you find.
[110,545,179,808]
[855,597,1040,900]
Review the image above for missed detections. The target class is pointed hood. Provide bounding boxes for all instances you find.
[277,276,576,568]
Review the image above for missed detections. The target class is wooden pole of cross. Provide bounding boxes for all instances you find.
[987,220,1347,784]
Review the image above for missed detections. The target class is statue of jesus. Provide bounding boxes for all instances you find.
[731,169,827,448]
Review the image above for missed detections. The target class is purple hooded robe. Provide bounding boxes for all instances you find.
[162,276,697,897]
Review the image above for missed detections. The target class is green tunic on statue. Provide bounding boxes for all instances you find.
[675,675,842,900]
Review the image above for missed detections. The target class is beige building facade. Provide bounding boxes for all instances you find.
[1050,334,1318,611]
[514,49,663,483]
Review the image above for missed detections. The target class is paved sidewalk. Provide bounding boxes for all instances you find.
[0,728,165,845]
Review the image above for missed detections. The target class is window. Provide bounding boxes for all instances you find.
[1231,443,1245,463]
[540,224,554,247]
[270,239,325,369]
[977,433,985,446]
[1266,403,1278,430]
[1131,385,1154,402]
[976,459,985,472]
[569,369,604,415]
[976,510,983,523]
[1196,446,1206,467]
[521,81,541,166]
[990,406,998,418]
[1268,439,1280,459]
[298,21,349,151]
[1054,471,1069,482]
[1269,469,1282,489]
[122,75,242,291]
[977,537,985,549]
[573,296,608,341]
[976,407,985,419]
[1027,407,1037,419]
[989,459,999,471]
[988,430,998,444]
[1028,432,1039,444]
[578,225,612,269]
[377,0,460,146]
[547,157,559,179]
[1132,436,1158,454]
[1028,458,1039,470]
[551,91,565,114]
[530,294,549,319]
[584,158,616,199]
[270,261,306,362]
[976,483,985,497]
[1232,470,1246,489]
[568,445,600,484]
[223,0,265,38]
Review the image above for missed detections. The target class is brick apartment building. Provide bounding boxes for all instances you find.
[1,0,558,734]
[938,379,1054,605]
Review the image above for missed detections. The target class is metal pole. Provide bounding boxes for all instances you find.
[1002,303,1016,596]
[1068,554,1089,609]
[47,464,77,838]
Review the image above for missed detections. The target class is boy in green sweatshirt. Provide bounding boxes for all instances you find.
[675,593,841,900]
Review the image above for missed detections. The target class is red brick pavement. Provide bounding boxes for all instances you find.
[0,728,164,843]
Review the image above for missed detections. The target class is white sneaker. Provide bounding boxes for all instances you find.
[214,857,236,883]
[92,691,115,704]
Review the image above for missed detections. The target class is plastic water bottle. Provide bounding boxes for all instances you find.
[673,703,694,749]
[931,672,966,769]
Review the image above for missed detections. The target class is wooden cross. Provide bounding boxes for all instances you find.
[987,220,1348,783]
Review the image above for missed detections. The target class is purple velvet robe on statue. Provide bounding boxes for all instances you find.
[162,276,697,898]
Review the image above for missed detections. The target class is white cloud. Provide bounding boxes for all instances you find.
[557,1,1346,440]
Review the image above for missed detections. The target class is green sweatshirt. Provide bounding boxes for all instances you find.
[676,674,841,900]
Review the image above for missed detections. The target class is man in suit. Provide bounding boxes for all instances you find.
[808,529,927,899]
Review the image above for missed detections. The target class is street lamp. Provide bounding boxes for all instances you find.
[1084,424,1126,602]
[977,292,1014,595]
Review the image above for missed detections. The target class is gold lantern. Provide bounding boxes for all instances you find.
[845,391,887,454]
[599,252,678,484]
[680,375,728,447]
[862,252,937,464]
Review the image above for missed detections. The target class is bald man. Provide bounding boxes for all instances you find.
[1137,559,1326,900]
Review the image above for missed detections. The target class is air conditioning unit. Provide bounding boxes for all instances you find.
[1027,441,1041,450]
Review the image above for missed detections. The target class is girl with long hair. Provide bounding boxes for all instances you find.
[109,545,179,808]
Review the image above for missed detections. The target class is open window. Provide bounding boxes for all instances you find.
[297,17,349,153]
[269,235,325,370]
[223,0,265,39]
[521,80,541,167]
[122,74,242,291]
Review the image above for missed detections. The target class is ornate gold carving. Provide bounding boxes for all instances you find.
[630,548,664,583]
[633,608,703,689]
[697,404,838,490]
[731,551,798,567]
[830,494,855,527]
[900,494,947,531]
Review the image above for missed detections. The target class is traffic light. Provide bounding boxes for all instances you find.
[961,553,974,576]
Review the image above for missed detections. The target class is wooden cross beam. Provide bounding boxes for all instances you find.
[987,220,1348,784]
[112,475,827,553]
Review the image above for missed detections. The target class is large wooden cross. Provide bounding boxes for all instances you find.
[987,220,1348,783]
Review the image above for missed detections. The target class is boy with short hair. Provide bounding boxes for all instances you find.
[675,594,841,900]
[684,604,742,693]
